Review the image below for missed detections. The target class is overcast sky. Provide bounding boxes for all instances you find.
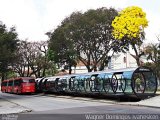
[0,0,159,43]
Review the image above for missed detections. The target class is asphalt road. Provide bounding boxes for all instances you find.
[0,92,110,111]
[1,92,160,120]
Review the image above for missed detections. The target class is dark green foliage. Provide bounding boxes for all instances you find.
[144,41,160,81]
[48,25,77,74]
[48,7,129,72]
[0,21,19,80]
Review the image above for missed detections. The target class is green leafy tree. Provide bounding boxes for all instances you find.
[0,21,19,80]
[48,26,77,74]
[112,6,148,66]
[144,40,160,82]
[49,7,128,72]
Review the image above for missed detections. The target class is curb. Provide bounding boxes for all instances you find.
[35,93,160,109]
[118,103,160,109]
[38,93,117,104]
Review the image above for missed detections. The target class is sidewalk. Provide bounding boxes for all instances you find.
[119,92,160,108]
[0,97,31,114]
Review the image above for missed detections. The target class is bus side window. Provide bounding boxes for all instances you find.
[4,82,6,86]
[29,79,35,83]
[19,79,23,84]
[15,80,20,86]
[8,81,13,86]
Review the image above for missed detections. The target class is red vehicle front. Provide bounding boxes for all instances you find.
[21,77,36,93]
[12,77,36,94]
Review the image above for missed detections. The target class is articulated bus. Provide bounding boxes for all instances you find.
[1,77,36,94]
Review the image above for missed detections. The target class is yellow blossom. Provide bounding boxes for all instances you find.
[112,6,148,40]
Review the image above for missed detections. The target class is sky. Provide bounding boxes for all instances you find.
[0,0,159,43]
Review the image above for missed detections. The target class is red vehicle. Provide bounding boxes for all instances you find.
[1,77,36,94]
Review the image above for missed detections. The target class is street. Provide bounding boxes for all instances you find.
[0,92,160,120]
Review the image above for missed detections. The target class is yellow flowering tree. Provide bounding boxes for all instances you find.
[112,6,148,66]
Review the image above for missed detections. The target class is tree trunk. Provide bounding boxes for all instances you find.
[69,65,72,74]
[136,58,141,66]
[99,62,104,71]
[1,72,6,81]
[37,70,41,78]
[132,43,141,67]
[42,68,46,77]
[27,64,30,77]
[93,65,97,72]
[87,65,92,72]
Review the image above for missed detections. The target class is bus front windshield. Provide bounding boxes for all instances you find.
[22,79,35,83]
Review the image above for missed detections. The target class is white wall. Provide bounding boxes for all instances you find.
[110,52,137,69]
